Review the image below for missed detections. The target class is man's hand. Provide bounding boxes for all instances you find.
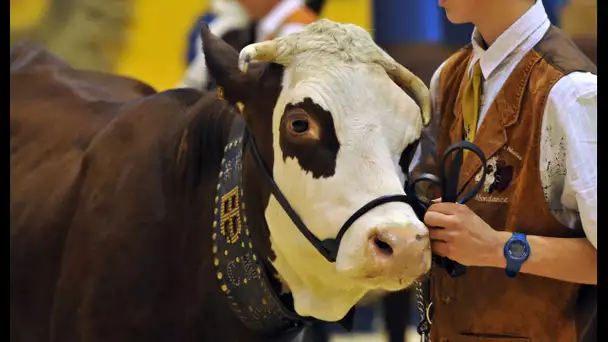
[424,202,505,267]
[423,202,597,284]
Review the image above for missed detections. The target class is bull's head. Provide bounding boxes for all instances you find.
[202,19,431,322]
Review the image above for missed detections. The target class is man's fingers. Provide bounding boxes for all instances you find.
[424,210,456,229]
[428,202,462,214]
[429,227,456,242]
[431,241,451,257]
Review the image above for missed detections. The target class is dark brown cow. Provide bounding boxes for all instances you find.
[11,20,432,342]
[10,42,269,342]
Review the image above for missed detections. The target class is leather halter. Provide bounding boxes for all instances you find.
[212,114,464,339]
[246,120,423,263]
[212,117,356,338]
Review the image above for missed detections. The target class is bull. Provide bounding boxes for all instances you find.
[11,19,431,342]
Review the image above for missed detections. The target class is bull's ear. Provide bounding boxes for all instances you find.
[200,23,248,103]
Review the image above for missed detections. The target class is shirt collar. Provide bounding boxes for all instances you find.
[468,0,549,79]
[257,0,303,42]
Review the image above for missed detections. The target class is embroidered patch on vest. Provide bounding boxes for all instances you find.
[474,155,514,196]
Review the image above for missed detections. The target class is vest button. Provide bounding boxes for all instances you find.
[441,296,452,304]
[440,338,449,342]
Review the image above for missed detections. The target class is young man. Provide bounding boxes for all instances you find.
[180,0,319,90]
[413,0,597,341]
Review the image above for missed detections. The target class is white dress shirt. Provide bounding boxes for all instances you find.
[411,0,597,248]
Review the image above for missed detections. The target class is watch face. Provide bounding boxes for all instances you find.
[509,240,527,258]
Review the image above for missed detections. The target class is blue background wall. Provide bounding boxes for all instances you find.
[373,0,566,46]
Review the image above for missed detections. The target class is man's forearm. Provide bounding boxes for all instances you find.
[480,231,597,285]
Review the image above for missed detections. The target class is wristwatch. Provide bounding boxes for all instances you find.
[503,232,530,278]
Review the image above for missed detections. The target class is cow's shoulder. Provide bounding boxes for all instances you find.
[47,90,215,339]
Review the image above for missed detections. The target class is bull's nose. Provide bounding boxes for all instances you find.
[368,225,429,261]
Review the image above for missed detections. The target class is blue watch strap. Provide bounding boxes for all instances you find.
[504,232,529,278]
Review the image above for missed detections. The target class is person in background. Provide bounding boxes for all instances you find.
[184,0,250,67]
[180,0,323,90]
[412,0,596,341]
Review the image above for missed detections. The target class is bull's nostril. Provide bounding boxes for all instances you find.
[373,237,394,256]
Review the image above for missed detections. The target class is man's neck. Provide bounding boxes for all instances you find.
[473,1,535,47]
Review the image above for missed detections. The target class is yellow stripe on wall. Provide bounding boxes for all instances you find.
[321,0,371,32]
[114,0,209,91]
[9,0,49,30]
[114,0,370,91]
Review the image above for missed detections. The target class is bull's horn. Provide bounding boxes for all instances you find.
[387,63,431,127]
[238,40,279,73]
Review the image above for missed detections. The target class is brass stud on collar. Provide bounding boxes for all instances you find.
[218,87,225,100]
[217,272,223,280]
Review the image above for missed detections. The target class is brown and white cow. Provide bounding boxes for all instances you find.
[10,19,431,341]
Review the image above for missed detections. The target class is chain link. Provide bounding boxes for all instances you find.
[414,279,426,324]
[414,273,432,342]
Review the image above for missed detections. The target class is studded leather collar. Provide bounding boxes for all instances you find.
[211,117,313,338]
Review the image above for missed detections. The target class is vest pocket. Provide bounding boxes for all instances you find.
[454,333,531,342]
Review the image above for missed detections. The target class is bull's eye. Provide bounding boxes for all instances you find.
[283,108,319,140]
[289,119,309,134]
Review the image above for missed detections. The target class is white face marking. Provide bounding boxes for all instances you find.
[263,63,429,321]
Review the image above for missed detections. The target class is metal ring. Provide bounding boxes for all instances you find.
[426,301,433,325]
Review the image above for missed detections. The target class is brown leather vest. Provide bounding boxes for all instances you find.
[426,26,596,342]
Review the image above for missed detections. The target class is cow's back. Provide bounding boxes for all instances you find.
[10,42,160,342]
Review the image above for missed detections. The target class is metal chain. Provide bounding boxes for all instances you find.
[414,273,431,342]
[414,279,426,325]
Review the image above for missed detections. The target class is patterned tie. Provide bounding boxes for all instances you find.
[462,61,483,143]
